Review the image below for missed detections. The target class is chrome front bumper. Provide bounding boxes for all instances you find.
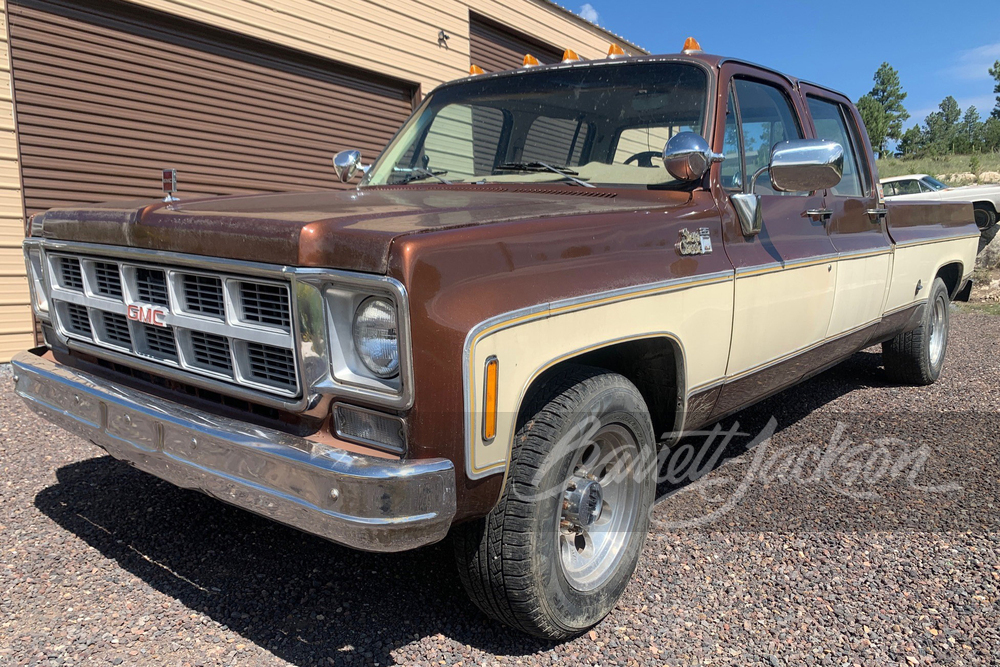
[10,350,456,552]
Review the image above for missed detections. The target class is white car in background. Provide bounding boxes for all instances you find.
[881,174,999,230]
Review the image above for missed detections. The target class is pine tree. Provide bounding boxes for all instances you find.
[857,94,889,156]
[869,63,910,143]
[990,60,1000,120]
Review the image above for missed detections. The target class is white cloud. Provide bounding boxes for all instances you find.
[948,42,1000,81]
[578,3,599,24]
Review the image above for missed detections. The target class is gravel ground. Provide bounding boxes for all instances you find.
[1,311,998,666]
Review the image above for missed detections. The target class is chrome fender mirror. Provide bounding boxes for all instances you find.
[333,150,369,183]
[662,132,724,182]
[731,139,844,237]
[768,139,844,193]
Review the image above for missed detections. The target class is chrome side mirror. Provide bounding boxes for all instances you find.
[662,132,724,182]
[333,150,369,183]
[768,139,844,193]
[731,139,844,237]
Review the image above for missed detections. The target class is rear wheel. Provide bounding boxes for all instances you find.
[454,366,656,639]
[973,204,997,231]
[882,277,950,385]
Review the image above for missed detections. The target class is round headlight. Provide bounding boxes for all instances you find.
[352,297,400,378]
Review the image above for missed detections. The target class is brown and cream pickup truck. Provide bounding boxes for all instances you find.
[13,45,979,639]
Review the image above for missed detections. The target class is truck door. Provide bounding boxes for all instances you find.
[800,85,893,339]
[710,65,838,418]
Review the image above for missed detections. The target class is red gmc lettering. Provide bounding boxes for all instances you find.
[126,304,167,327]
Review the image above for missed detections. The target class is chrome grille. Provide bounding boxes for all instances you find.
[183,274,224,317]
[135,268,169,306]
[246,342,296,390]
[93,261,123,300]
[140,323,177,359]
[240,282,291,329]
[58,257,84,291]
[64,303,91,337]
[189,331,233,375]
[101,312,132,348]
[43,251,299,399]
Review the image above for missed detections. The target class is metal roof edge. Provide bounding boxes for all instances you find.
[535,0,649,54]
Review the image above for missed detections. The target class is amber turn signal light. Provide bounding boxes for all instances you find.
[469,64,485,75]
[522,53,540,67]
[607,43,626,58]
[683,37,703,52]
[483,357,499,442]
[561,48,581,62]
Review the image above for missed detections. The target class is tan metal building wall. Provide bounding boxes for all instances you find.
[0,0,34,361]
[0,0,643,361]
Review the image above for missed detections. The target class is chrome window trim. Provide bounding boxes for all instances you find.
[23,239,414,413]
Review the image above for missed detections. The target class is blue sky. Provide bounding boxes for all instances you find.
[575,1,1000,128]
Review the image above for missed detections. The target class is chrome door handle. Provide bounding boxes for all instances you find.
[866,208,888,222]
[805,209,833,220]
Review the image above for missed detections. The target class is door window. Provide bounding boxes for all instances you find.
[733,78,804,194]
[720,87,744,190]
[806,96,865,197]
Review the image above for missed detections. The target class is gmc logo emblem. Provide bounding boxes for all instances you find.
[127,304,168,327]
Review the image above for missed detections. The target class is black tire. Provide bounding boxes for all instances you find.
[454,365,656,640]
[882,277,950,385]
[973,204,997,231]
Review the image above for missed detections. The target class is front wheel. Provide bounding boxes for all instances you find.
[454,366,656,639]
[882,277,950,385]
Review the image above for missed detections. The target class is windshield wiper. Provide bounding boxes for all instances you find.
[391,166,452,185]
[495,161,595,188]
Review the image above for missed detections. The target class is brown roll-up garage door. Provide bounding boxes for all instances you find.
[469,14,563,73]
[8,0,417,216]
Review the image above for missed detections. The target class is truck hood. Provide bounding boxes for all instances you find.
[33,186,683,273]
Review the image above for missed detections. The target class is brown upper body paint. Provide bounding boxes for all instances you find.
[28,53,980,521]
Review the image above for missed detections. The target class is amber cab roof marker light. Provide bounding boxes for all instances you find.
[607,43,626,58]
[561,49,582,63]
[522,53,540,68]
[682,37,703,54]
[469,64,485,76]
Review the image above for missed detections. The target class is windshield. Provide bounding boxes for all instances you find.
[363,62,709,189]
[921,176,948,191]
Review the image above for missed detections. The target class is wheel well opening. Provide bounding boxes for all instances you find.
[936,262,963,299]
[973,201,997,214]
[519,337,682,443]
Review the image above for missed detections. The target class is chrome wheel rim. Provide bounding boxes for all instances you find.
[928,294,947,368]
[556,423,642,592]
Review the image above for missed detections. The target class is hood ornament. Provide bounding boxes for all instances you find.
[161,168,179,203]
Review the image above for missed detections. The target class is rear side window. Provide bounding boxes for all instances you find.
[806,96,866,197]
[733,78,803,194]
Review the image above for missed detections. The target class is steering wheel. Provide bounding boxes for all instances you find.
[623,151,662,168]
